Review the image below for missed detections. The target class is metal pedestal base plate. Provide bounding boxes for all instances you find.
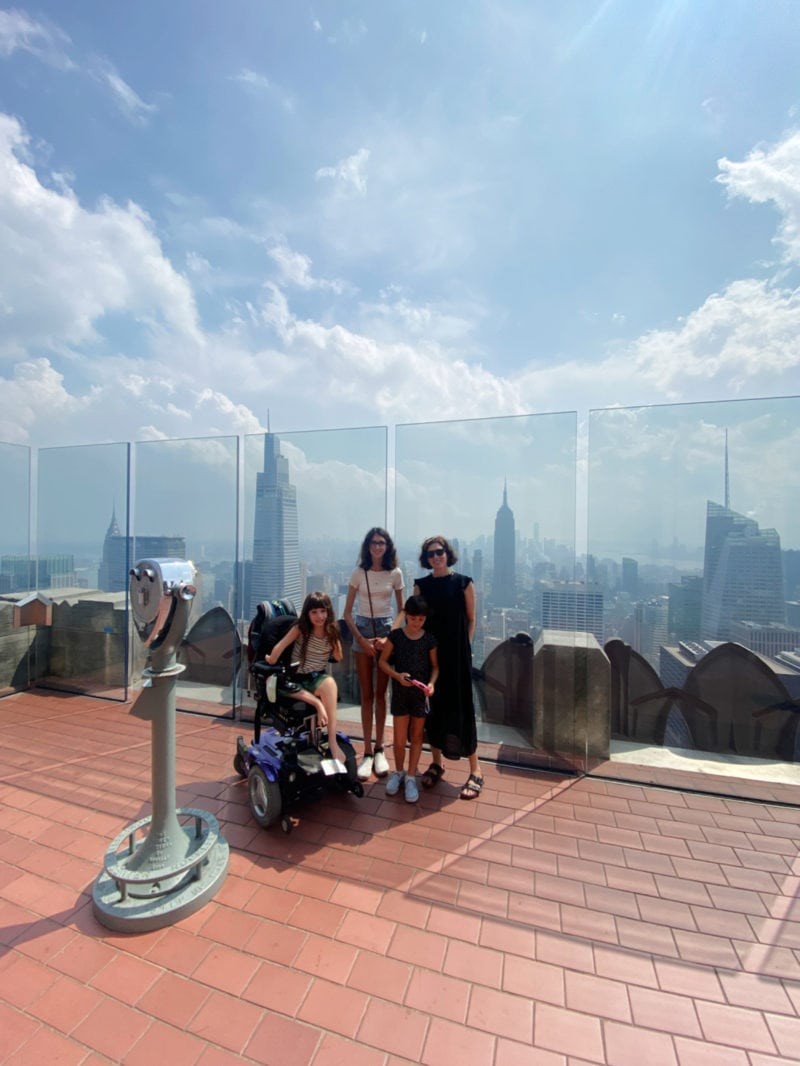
[92,807,229,933]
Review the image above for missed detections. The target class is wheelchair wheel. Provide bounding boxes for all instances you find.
[248,765,282,828]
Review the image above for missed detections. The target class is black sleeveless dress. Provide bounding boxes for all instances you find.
[416,572,477,759]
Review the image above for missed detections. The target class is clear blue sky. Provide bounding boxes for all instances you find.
[0,1,799,454]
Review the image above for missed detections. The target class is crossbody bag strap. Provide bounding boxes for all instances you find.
[364,570,378,636]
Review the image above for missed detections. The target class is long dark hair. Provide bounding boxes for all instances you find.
[358,527,398,570]
[297,591,339,660]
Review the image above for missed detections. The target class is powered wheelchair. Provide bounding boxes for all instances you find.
[233,599,363,834]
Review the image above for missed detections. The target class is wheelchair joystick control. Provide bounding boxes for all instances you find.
[92,559,229,932]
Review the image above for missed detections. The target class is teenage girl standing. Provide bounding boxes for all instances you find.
[343,527,404,780]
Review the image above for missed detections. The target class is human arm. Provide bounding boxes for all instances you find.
[378,636,412,685]
[464,580,476,643]
[265,623,299,665]
[393,582,420,631]
[329,626,343,662]
[426,645,439,696]
[343,578,374,655]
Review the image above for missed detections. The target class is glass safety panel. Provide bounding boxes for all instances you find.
[36,442,131,699]
[241,427,388,725]
[134,436,239,717]
[587,396,800,802]
[395,413,583,771]
[0,442,32,695]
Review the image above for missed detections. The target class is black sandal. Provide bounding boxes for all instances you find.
[460,774,484,800]
[420,763,445,789]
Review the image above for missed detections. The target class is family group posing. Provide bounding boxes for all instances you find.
[271,526,484,804]
[267,527,483,802]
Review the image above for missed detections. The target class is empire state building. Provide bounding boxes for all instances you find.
[250,434,301,614]
[492,480,516,607]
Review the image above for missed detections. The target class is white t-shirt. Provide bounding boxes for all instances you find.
[348,566,404,617]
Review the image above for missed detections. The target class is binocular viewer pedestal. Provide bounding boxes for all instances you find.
[92,560,229,933]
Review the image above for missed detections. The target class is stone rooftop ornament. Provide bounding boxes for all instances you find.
[92,559,229,932]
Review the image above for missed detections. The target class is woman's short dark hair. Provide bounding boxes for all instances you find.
[358,527,398,570]
[418,535,457,569]
[403,594,429,616]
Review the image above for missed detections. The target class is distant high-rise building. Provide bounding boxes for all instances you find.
[537,581,604,642]
[492,480,516,607]
[1,554,77,592]
[783,549,800,600]
[472,549,483,589]
[98,507,186,592]
[729,621,800,658]
[633,596,669,668]
[621,557,638,597]
[668,575,703,641]
[250,434,301,614]
[701,501,785,640]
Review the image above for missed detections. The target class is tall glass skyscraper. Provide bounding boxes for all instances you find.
[492,480,516,607]
[250,434,301,614]
[701,501,786,640]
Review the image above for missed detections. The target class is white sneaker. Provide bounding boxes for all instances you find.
[372,747,390,777]
[404,775,419,803]
[357,754,374,781]
[385,770,405,796]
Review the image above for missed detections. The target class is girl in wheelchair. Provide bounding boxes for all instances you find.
[265,591,346,766]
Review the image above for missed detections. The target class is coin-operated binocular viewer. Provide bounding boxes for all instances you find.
[93,559,229,932]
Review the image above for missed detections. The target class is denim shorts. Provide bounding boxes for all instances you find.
[354,615,392,653]
[288,670,328,693]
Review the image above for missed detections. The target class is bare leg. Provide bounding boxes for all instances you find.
[407,717,426,777]
[373,665,389,751]
[356,651,376,755]
[315,677,345,763]
[391,715,409,772]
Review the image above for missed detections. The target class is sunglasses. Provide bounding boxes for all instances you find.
[370,540,386,547]
[426,548,446,558]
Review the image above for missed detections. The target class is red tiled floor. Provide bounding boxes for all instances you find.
[1,690,799,1064]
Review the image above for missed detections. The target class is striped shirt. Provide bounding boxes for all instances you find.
[292,632,332,672]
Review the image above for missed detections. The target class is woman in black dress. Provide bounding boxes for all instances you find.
[413,535,484,800]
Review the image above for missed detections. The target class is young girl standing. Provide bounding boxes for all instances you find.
[379,596,438,803]
[266,591,346,766]
[343,527,404,780]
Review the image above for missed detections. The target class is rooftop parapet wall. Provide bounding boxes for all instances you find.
[0,590,147,697]
[476,630,611,770]
[533,630,611,770]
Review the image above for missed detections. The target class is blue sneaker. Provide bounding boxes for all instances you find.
[385,770,405,796]
[404,775,419,803]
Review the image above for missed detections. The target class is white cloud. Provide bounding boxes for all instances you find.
[231,67,294,111]
[0,357,86,443]
[0,112,201,359]
[267,240,350,294]
[315,148,370,196]
[717,129,800,264]
[0,7,73,68]
[90,57,157,125]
